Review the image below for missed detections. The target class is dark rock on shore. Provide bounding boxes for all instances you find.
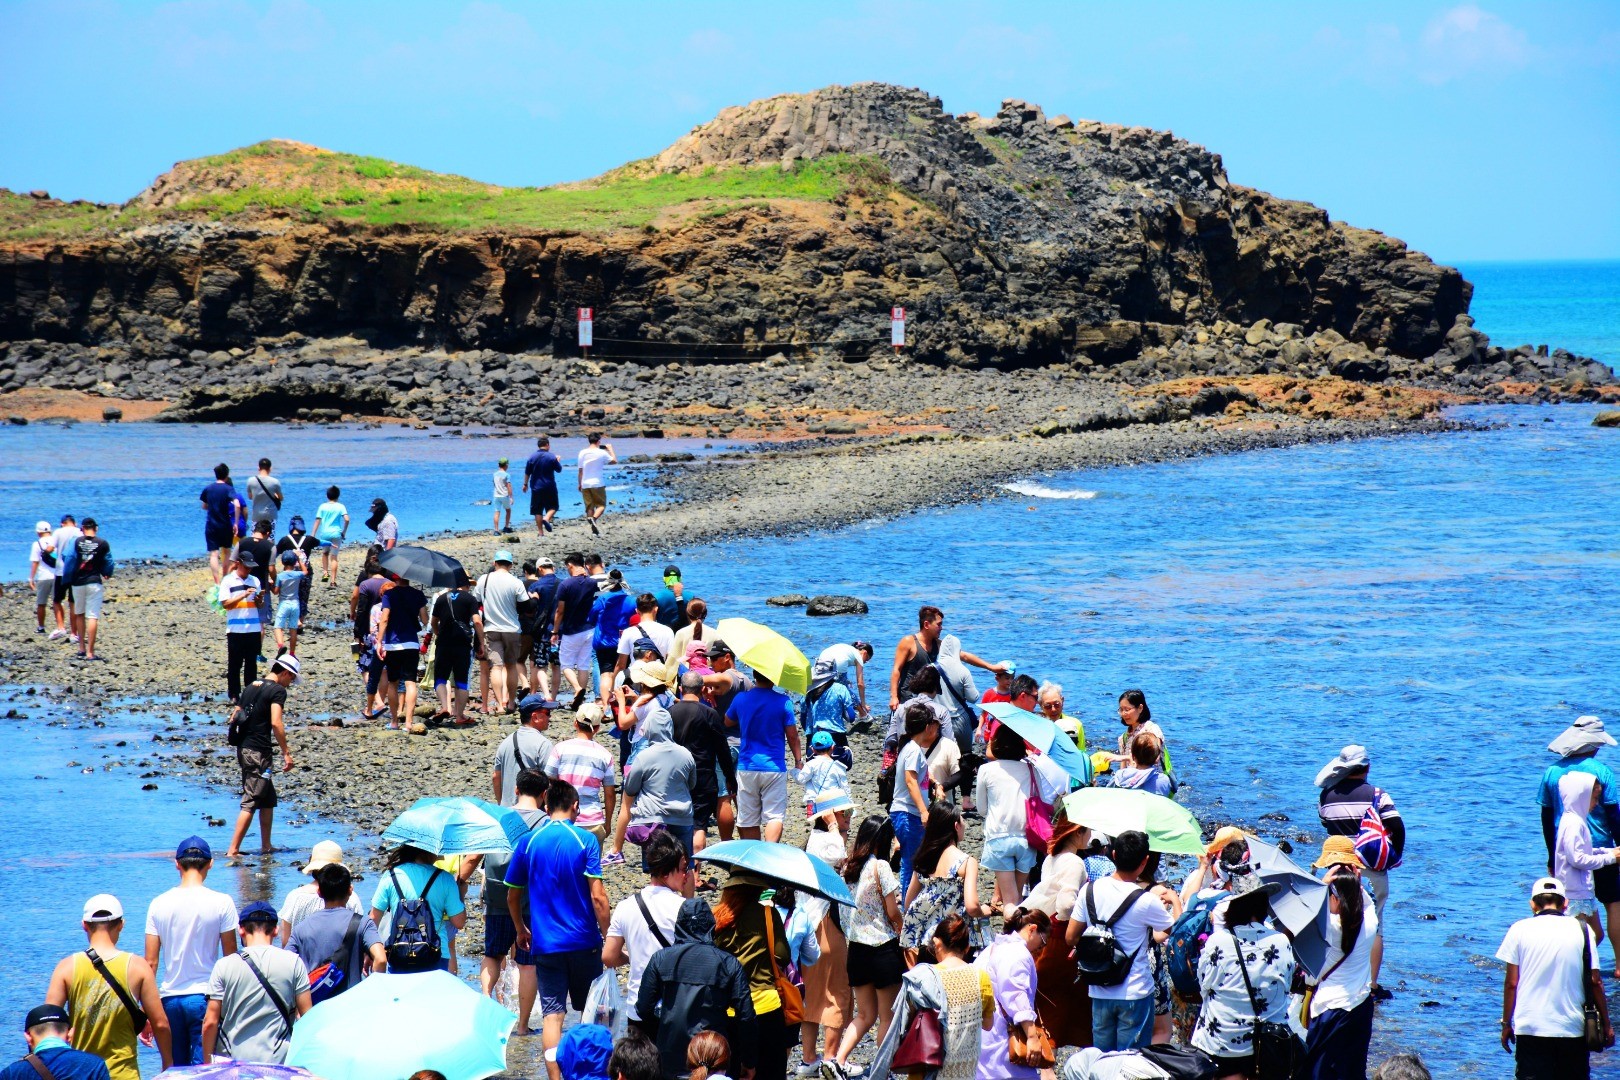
[1593,410,1620,428]
[806,594,869,617]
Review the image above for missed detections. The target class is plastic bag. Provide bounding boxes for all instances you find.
[580,969,628,1039]
[493,958,520,1012]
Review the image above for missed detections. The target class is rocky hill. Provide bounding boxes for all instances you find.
[0,83,1611,424]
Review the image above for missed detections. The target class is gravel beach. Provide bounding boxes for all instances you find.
[0,403,1472,1075]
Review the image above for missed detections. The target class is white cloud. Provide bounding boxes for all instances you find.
[1418,4,1531,84]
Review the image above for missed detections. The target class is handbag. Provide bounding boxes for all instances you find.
[761,900,804,1025]
[1583,923,1610,1051]
[1000,998,1056,1069]
[890,1006,946,1069]
[1234,936,1304,1080]
[1023,761,1054,850]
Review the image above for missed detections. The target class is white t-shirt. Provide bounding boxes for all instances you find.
[605,884,685,1020]
[145,884,240,996]
[577,446,612,489]
[1309,899,1380,1017]
[493,469,511,498]
[1496,911,1598,1038]
[1071,876,1174,1001]
[974,758,1032,841]
[53,526,81,568]
[617,620,675,662]
[30,538,58,579]
[476,569,529,634]
[889,740,930,815]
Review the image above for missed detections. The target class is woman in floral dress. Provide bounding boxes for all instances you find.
[899,803,992,962]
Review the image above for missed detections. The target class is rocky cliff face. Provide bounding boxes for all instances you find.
[0,83,1610,416]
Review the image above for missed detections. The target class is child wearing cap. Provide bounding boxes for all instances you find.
[271,551,306,657]
[492,458,513,533]
[797,731,853,840]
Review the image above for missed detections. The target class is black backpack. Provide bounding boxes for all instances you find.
[1075,882,1148,987]
[385,867,444,972]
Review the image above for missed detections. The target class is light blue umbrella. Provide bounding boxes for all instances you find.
[159,1064,320,1080]
[1247,835,1334,976]
[983,701,1094,786]
[696,839,856,906]
[381,797,530,856]
[288,970,515,1080]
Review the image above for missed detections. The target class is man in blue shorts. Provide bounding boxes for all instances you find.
[200,464,244,585]
[506,779,609,1080]
[522,437,563,535]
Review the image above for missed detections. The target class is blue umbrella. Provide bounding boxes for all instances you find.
[382,797,531,856]
[982,701,1094,786]
[159,1064,321,1080]
[1247,835,1334,976]
[696,839,856,906]
[288,970,514,1080]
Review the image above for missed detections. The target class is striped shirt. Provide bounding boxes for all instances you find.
[1318,778,1405,864]
[221,572,263,633]
[545,737,618,828]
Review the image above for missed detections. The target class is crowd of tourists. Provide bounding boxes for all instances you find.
[15,444,1613,1080]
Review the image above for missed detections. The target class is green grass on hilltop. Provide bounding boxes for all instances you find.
[1,148,895,240]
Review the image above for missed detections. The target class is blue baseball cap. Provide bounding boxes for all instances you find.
[238,901,278,926]
[288,515,307,532]
[811,731,836,751]
[518,694,560,719]
[555,1023,614,1080]
[175,835,212,861]
[493,549,515,565]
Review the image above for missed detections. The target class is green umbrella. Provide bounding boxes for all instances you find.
[1059,787,1204,855]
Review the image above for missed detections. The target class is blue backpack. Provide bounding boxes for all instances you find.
[1166,890,1229,997]
[385,867,444,972]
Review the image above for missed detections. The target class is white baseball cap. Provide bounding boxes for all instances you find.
[83,894,124,922]
[1532,876,1567,900]
[36,520,52,534]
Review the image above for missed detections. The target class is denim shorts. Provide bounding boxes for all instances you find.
[982,834,1036,873]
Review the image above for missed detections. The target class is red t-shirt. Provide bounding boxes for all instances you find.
[979,688,1011,740]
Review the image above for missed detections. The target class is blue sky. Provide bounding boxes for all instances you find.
[1,1,1616,262]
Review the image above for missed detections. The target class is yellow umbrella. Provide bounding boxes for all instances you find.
[714,617,812,693]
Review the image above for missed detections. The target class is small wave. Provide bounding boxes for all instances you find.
[1002,482,1099,500]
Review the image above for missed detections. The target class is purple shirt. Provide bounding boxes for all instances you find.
[976,933,1040,1080]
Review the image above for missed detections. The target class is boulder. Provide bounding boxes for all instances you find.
[1593,411,1620,429]
[765,594,810,607]
[806,595,869,617]
[102,406,123,421]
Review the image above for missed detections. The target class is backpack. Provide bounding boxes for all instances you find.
[307,913,363,1003]
[1075,882,1148,987]
[1165,891,1231,997]
[385,867,444,972]
[1354,800,1400,871]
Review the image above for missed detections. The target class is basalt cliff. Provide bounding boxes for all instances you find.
[0,83,1611,426]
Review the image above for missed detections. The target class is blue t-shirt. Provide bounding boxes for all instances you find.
[526,574,559,635]
[729,686,796,772]
[369,862,466,959]
[313,501,347,543]
[591,590,635,649]
[505,819,603,953]
[0,1044,110,1080]
[379,584,427,648]
[524,451,562,492]
[1539,756,1620,847]
[808,681,857,735]
[555,574,599,636]
[201,481,241,533]
[654,585,680,629]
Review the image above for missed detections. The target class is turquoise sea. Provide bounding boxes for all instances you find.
[2,260,1616,1077]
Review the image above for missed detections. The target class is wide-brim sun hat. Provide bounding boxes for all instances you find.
[1550,716,1616,758]
[629,658,677,690]
[1313,835,1366,870]
[303,840,346,875]
[1205,825,1251,860]
[1314,744,1370,788]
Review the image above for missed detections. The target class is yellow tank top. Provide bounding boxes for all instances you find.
[69,951,140,1080]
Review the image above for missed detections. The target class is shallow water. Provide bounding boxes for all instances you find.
[1460,259,1620,365]
[618,403,1619,1075]
[0,425,721,579]
[0,687,375,1075]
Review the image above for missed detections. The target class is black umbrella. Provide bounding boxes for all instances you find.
[378,545,466,588]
